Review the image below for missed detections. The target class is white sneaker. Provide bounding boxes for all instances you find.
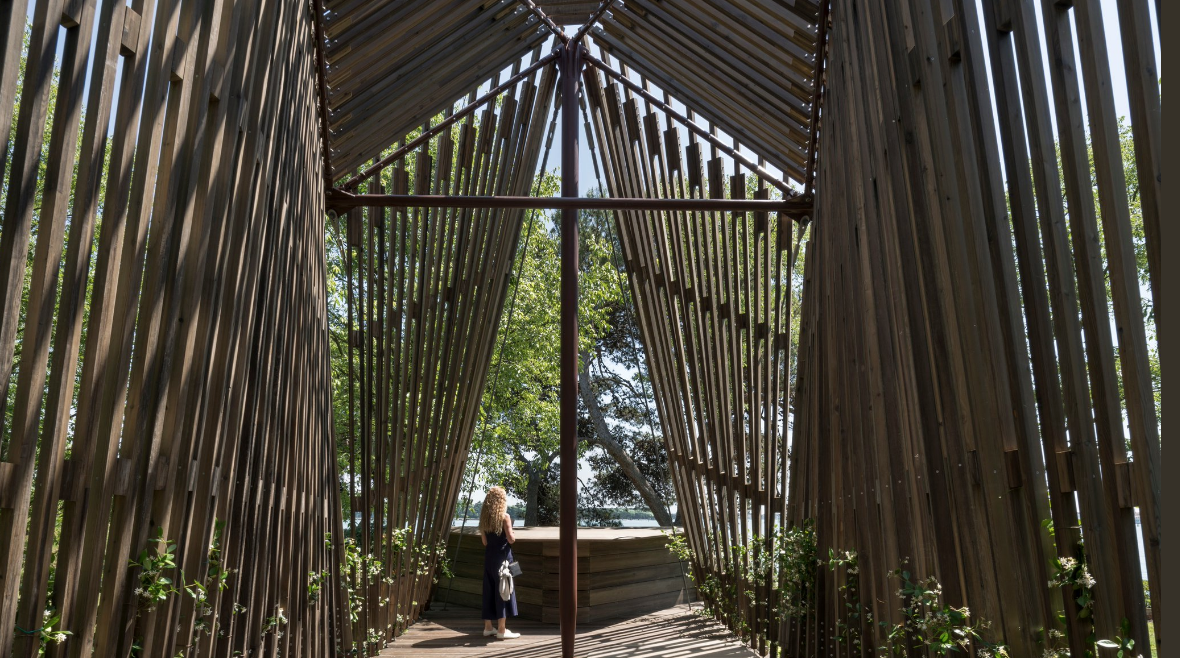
[496,630,520,639]
[482,629,497,637]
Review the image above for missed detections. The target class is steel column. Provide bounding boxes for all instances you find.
[559,43,581,658]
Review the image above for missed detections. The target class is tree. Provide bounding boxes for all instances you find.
[464,188,681,526]
[573,205,675,525]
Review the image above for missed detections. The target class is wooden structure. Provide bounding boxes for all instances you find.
[0,0,343,656]
[434,527,697,624]
[787,1,1162,656]
[0,0,1161,657]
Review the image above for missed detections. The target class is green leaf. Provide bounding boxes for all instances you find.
[1096,639,1119,648]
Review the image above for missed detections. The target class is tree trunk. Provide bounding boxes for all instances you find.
[579,354,674,526]
[524,460,541,527]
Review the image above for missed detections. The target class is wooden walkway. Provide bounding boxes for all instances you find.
[378,604,760,657]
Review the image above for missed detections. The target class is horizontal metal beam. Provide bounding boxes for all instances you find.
[337,51,560,192]
[325,192,812,215]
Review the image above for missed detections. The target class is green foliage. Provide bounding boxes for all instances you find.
[1049,555,1097,619]
[664,523,818,653]
[466,191,654,523]
[1085,118,1160,435]
[307,569,331,604]
[577,504,623,527]
[202,519,234,594]
[13,610,71,650]
[261,605,288,639]
[1096,619,1136,658]
[731,522,818,619]
[828,549,863,651]
[880,569,1009,657]
[664,531,744,630]
[130,528,180,611]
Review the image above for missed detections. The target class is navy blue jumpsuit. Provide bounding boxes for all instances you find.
[481,527,518,620]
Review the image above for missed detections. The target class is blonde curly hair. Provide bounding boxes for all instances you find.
[479,486,508,535]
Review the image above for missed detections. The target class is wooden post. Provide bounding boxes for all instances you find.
[559,42,581,658]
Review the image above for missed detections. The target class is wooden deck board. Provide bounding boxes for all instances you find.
[379,604,760,657]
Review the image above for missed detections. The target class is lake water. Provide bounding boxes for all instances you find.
[453,518,664,529]
[453,516,1150,578]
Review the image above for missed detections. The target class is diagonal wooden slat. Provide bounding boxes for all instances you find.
[336,60,558,646]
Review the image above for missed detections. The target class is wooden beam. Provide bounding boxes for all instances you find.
[582,49,800,197]
[337,51,559,191]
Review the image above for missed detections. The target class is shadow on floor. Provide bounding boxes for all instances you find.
[381,604,760,657]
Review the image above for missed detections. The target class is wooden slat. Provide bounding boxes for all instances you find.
[434,529,694,624]
[0,0,344,656]
[782,0,1161,654]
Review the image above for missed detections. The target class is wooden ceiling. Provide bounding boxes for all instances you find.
[321,0,550,178]
[319,1,825,187]
[590,0,823,184]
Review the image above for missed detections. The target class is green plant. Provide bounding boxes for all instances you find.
[1038,627,1071,658]
[1050,555,1097,619]
[183,580,212,634]
[879,569,1009,657]
[131,528,180,611]
[1096,619,1137,658]
[661,531,744,629]
[828,549,863,652]
[365,626,384,650]
[13,609,71,649]
[189,519,233,637]
[307,569,331,603]
[412,540,452,582]
[204,519,233,593]
[664,525,817,653]
[262,605,288,639]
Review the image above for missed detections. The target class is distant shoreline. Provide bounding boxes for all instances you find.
[454,506,659,522]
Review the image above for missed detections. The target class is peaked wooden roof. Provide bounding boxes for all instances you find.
[319,1,825,187]
[590,0,823,183]
[321,0,551,178]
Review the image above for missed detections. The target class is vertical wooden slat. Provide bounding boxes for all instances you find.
[2,0,343,655]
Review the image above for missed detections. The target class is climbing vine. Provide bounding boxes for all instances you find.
[664,523,818,653]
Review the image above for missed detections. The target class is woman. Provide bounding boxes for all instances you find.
[479,486,520,639]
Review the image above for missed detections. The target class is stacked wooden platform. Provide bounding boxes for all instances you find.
[433,527,697,623]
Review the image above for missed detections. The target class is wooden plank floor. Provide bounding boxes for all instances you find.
[379,604,761,657]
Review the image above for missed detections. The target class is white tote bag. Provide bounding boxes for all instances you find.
[498,559,515,601]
